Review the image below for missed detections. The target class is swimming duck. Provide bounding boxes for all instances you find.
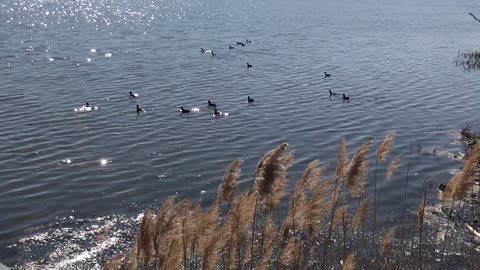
[229,45,235,50]
[329,90,337,97]
[213,109,221,116]
[211,51,216,57]
[247,62,253,68]
[136,104,144,113]
[324,72,331,77]
[180,107,190,113]
[246,39,252,43]
[208,100,217,107]
[130,91,139,98]
[342,94,350,101]
[247,96,254,103]
[201,48,206,53]
[237,41,245,47]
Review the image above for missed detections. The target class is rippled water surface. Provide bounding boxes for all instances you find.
[1,0,480,267]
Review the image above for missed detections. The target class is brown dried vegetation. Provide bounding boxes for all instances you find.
[106,133,480,270]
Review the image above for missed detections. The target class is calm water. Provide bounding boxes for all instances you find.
[1,0,480,267]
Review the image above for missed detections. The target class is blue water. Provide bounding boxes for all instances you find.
[1,0,480,267]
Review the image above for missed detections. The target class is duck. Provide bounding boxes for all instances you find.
[247,62,253,68]
[213,109,221,116]
[180,106,190,113]
[237,41,245,47]
[208,100,217,107]
[129,91,139,98]
[201,48,206,53]
[211,51,216,57]
[329,90,337,97]
[246,39,252,43]
[247,96,255,103]
[342,94,350,101]
[324,72,331,77]
[136,104,144,113]
[229,45,235,50]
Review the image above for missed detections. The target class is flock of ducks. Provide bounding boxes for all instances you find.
[76,91,253,117]
[77,39,352,116]
[201,39,254,69]
[324,73,352,102]
[329,90,350,101]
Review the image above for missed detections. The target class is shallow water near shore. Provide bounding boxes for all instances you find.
[1,0,480,267]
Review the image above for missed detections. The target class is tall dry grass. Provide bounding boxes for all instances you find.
[105,133,480,270]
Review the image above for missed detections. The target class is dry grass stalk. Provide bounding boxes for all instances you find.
[226,192,256,269]
[137,209,156,266]
[304,178,334,237]
[384,155,400,181]
[333,205,348,228]
[195,203,220,254]
[251,143,294,211]
[154,200,189,266]
[252,143,287,196]
[266,152,295,211]
[283,179,307,239]
[336,138,348,179]
[442,173,460,201]
[352,198,369,232]
[342,254,356,270]
[202,226,229,270]
[417,200,425,228]
[279,238,296,268]
[225,199,241,269]
[257,217,276,270]
[376,131,396,162]
[451,144,480,200]
[442,144,480,201]
[380,228,395,257]
[103,254,125,270]
[344,141,372,198]
[417,195,426,270]
[151,197,176,257]
[299,160,325,192]
[163,237,183,270]
[218,159,241,203]
[283,161,325,239]
[181,203,201,267]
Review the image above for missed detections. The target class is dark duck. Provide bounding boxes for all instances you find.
[208,100,217,107]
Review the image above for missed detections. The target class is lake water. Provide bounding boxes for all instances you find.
[1,0,480,267]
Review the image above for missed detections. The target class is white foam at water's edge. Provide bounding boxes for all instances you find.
[55,237,118,269]
[15,214,141,269]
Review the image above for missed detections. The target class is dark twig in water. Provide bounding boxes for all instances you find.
[469,13,480,23]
